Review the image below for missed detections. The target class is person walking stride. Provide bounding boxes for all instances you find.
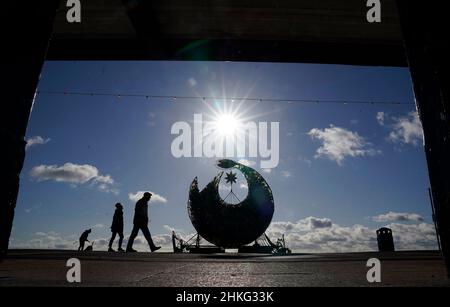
[126,192,161,253]
[108,202,124,252]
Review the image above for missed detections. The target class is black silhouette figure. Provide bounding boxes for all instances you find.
[84,242,94,251]
[126,192,161,253]
[108,203,124,252]
[78,229,91,251]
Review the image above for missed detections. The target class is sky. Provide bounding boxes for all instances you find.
[9,61,438,253]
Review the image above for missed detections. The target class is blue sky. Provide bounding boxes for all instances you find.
[10,61,438,252]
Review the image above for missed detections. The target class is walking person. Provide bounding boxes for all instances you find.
[108,203,124,252]
[126,192,161,253]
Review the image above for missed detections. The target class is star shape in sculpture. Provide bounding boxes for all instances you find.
[225,171,237,185]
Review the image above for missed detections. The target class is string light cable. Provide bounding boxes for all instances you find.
[35,90,414,106]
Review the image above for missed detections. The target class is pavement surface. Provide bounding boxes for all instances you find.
[1,249,449,286]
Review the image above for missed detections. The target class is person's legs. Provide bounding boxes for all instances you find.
[108,232,117,251]
[118,232,124,250]
[108,232,117,248]
[141,226,158,251]
[78,240,84,251]
[126,225,139,251]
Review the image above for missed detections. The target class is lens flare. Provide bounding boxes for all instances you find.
[214,113,240,136]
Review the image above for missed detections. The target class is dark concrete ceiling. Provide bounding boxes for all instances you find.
[47,0,406,66]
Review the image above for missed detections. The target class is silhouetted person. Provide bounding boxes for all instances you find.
[78,229,91,251]
[126,192,161,253]
[108,203,124,252]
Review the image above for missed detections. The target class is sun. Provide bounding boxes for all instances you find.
[213,113,241,136]
[202,98,264,140]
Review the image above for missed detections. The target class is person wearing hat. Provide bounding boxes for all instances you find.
[108,202,124,252]
[126,192,161,252]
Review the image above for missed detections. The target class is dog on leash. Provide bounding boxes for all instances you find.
[84,242,94,252]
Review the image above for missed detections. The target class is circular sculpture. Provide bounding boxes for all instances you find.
[188,159,274,248]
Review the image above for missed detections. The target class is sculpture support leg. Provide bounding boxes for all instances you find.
[0,1,58,257]
[396,0,450,275]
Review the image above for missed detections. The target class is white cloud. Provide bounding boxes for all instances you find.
[308,125,380,165]
[266,216,437,253]
[239,183,248,190]
[163,225,181,233]
[94,175,118,194]
[128,191,167,203]
[10,231,175,252]
[10,224,196,252]
[11,217,437,253]
[383,222,438,250]
[372,211,424,223]
[29,162,117,193]
[10,231,76,250]
[308,217,333,228]
[376,112,385,126]
[261,168,272,174]
[94,175,114,185]
[388,111,423,146]
[30,163,97,184]
[25,136,50,150]
[96,184,119,195]
[269,217,332,234]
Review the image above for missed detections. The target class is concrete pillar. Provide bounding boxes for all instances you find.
[396,0,450,274]
[0,1,59,257]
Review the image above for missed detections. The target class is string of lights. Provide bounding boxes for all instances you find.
[35,90,414,106]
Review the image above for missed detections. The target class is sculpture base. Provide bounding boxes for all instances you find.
[188,246,225,254]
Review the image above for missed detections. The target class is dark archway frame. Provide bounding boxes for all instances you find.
[3,1,449,276]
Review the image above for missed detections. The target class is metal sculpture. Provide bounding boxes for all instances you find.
[188,159,274,248]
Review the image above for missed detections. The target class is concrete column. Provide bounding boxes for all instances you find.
[0,1,59,257]
[396,0,450,274]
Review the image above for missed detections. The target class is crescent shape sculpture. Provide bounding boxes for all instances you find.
[188,159,274,248]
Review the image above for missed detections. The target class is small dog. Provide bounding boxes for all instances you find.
[84,242,94,252]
